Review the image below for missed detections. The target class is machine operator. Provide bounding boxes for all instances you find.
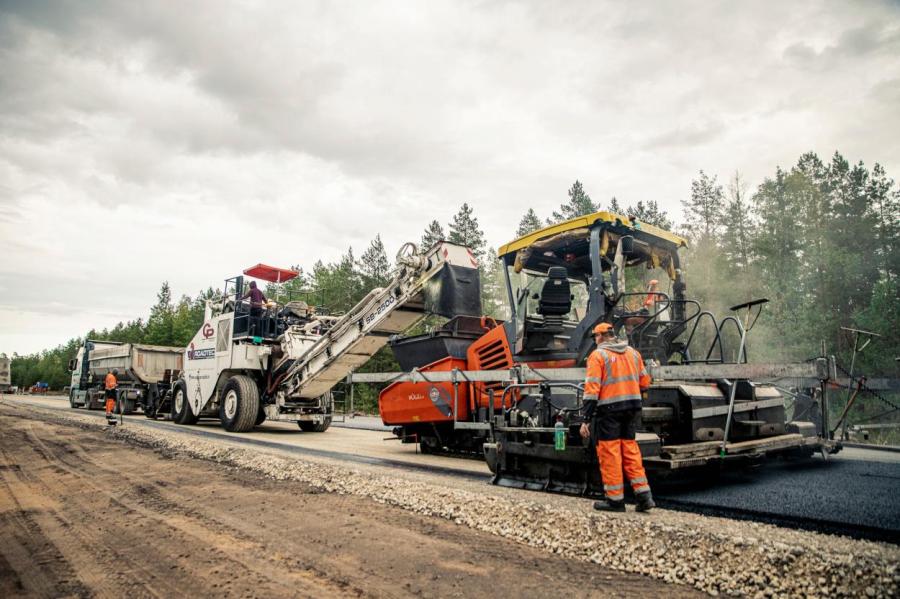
[242,280,268,317]
[579,323,655,512]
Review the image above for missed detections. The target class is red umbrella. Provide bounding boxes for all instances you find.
[242,264,299,284]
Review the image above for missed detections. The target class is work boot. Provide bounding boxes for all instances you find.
[636,492,656,512]
[593,499,626,512]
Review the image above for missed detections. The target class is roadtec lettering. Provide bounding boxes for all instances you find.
[188,348,215,360]
[364,295,396,327]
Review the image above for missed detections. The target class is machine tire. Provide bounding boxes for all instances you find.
[255,407,267,426]
[69,389,77,409]
[419,434,440,454]
[220,376,260,433]
[298,416,331,433]
[172,381,198,425]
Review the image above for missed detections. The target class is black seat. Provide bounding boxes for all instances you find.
[538,267,571,316]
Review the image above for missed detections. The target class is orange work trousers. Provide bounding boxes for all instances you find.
[105,390,117,418]
[594,409,650,501]
[596,440,650,501]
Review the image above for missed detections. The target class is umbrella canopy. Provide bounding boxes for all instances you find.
[243,264,299,283]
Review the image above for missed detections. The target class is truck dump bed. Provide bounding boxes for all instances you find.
[87,344,183,384]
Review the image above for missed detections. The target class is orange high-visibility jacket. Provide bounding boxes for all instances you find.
[105,372,117,391]
[583,342,650,412]
[642,292,662,309]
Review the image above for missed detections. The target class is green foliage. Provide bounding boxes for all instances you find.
[481,247,508,320]
[549,180,598,224]
[626,199,673,230]
[448,202,487,260]
[515,208,543,238]
[420,219,445,250]
[680,152,899,375]
[719,172,754,273]
[358,234,391,288]
[682,170,725,242]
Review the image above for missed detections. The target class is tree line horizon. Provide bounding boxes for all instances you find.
[9,149,899,400]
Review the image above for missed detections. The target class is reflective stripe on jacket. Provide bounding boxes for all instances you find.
[583,342,650,410]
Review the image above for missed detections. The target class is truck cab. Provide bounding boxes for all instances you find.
[68,340,122,409]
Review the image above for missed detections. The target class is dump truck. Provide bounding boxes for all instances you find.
[147,241,482,432]
[370,211,840,494]
[68,341,183,413]
[0,353,10,392]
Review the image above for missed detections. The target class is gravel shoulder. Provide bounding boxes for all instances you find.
[0,403,699,598]
[3,400,899,598]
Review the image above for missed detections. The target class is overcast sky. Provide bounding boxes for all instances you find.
[1,0,899,355]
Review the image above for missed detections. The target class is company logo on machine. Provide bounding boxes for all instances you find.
[187,343,215,360]
[408,392,424,401]
[201,323,215,339]
[427,386,452,417]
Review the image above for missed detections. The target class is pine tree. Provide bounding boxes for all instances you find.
[448,203,487,259]
[608,196,624,214]
[627,199,673,230]
[825,153,880,320]
[682,170,725,242]
[420,220,445,249]
[867,163,899,279]
[144,282,175,345]
[480,247,508,319]
[751,168,805,341]
[719,172,755,271]
[358,234,392,287]
[515,208,543,237]
[549,180,598,224]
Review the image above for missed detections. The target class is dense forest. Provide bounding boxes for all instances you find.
[10,150,899,416]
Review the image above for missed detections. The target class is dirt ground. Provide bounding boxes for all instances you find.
[0,405,700,598]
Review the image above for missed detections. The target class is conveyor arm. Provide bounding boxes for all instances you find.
[281,242,479,399]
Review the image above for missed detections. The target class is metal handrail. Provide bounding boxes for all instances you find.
[709,315,746,363]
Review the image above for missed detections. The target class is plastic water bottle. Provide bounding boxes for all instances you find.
[554,417,566,451]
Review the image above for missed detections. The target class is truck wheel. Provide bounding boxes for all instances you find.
[298,416,331,433]
[69,389,77,409]
[220,376,260,432]
[255,407,267,426]
[172,382,198,425]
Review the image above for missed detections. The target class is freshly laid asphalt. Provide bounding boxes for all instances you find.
[652,447,900,541]
[7,394,900,543]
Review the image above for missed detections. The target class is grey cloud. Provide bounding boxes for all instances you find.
[869,77,900,105]
[783,19,900,67]
[643,121,723,150]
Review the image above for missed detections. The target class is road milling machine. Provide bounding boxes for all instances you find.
[146,242,481,432]
[374,211,840,494]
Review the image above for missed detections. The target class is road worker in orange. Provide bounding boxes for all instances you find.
[104,369,118,425]
[579,323,655,512]
[642,279,662,310]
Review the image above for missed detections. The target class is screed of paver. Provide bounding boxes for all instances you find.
[0,405,701,598]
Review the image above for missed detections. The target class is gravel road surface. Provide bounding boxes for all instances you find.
[0,404,698,598]
[2,398,898,597]
[13,394,899,542]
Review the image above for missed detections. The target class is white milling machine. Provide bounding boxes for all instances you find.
[171,242,481,432]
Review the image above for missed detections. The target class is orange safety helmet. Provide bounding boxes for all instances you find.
[593,322,614,335]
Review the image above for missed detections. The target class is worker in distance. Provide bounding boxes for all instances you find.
[104,368,118,426]
[580,322,655,512]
